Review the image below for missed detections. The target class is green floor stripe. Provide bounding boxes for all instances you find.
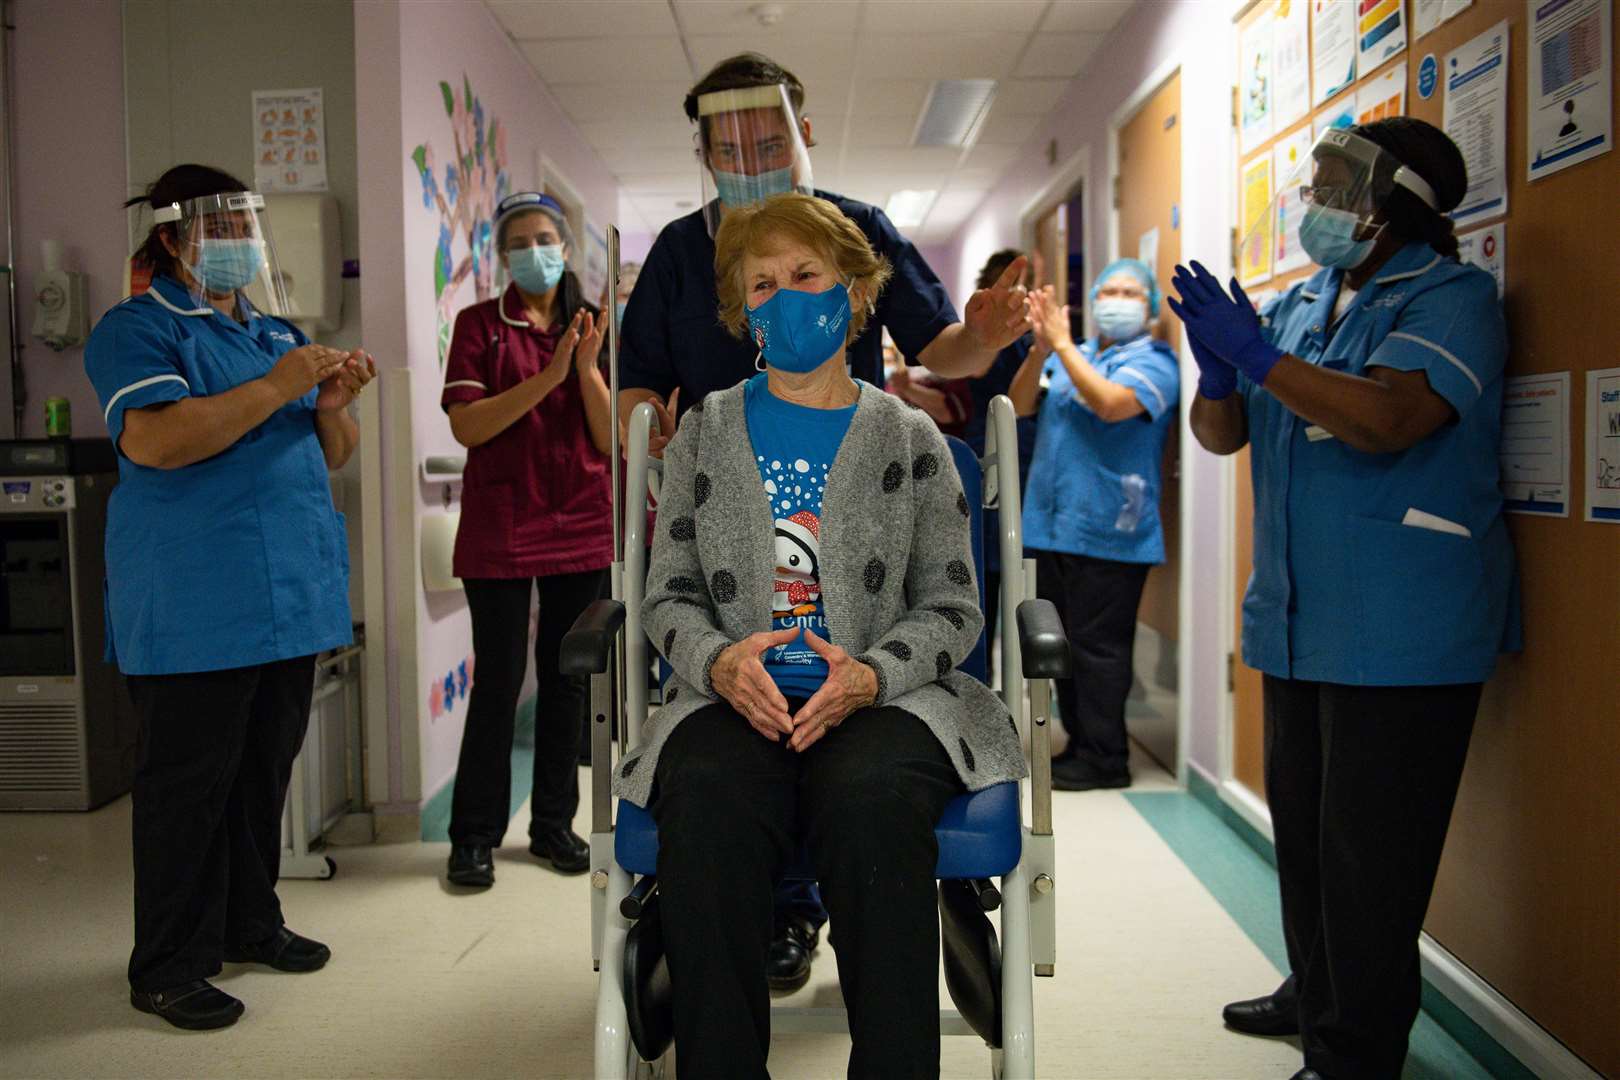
[1126,790,1503,1080]
[420,696,537,842]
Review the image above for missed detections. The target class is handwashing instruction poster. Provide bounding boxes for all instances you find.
[252,87,328,193]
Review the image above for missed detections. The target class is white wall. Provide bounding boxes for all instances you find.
[933,0,1237,779]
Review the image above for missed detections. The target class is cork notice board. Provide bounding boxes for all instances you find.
[1228,1,1619,1072]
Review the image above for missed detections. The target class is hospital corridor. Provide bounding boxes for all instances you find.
[1,1,1616,1079]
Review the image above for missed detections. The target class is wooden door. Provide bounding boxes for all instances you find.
[1034,201,1067,302]
[1114,70,1182,772]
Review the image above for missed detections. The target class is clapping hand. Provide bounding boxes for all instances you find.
[963,254,1033,351]
[314,349,377,412]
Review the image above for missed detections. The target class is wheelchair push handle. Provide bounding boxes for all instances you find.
[1015,599,1071,681]
[561,598,627,677]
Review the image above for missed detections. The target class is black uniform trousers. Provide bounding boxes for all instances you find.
[1263,675,1482,1079]
[1035,549,1151,775]
[652,702,963,1079]
[126,654,317,992]
[451,569,607,846]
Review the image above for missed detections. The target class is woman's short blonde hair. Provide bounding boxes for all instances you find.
[714,193,893,343]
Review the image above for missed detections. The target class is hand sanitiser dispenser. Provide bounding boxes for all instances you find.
[246,194,342,332]
[31,240,88,350]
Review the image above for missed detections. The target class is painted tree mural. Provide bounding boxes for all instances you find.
[412,75,511,367]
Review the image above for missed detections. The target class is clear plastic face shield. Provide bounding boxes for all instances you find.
[1247,127,1438,272]
[152,192,289,316]
[695,84,814,236]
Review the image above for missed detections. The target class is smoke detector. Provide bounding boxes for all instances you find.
[750,3,786,27]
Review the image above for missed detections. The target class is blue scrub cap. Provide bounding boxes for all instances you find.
[1089,257,1160,317]
[495,191,572,249]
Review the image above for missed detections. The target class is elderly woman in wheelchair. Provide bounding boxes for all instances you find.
[609,194,1029,1077]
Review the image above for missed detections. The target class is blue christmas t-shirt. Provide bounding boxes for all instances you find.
[743,373,858,699]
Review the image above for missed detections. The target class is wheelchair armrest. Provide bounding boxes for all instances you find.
[560,599,626,677]
[1016,599,1071,680]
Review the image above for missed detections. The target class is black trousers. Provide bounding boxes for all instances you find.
[1263,676,1482,1079]
[1034,549,1150,774]
[451,569,607,845]
[126,655,316,992]
[653,702,963,1079]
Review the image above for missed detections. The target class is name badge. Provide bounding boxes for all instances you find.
[1305,425,1333,442]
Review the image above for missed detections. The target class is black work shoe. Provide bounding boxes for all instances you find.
[529,828,590,875]
[1223,977,1300,1036]
[767,913,820,993]
[447,844,495,888]
[225,926,331,972]
[1050,753,1131,791]
[130,979,244,1030]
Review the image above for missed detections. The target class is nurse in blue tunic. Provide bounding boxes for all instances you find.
[84,165,374,1032]
[1175,120,1520,1080]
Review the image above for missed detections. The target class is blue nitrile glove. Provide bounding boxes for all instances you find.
[1182,321,1238,400]
[1167,261,1283,386]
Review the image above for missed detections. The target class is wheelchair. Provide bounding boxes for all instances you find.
[562,394,1069,1078]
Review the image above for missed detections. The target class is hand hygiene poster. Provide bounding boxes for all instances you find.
[1444,21,1510,222]
[252,88,327,193]
[1587,367,1620,522]
[1527,0,1613,181]
[1240,155,1275,286]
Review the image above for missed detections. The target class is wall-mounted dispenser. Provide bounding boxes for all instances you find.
[247,194,342,332]
[31,240,88,350]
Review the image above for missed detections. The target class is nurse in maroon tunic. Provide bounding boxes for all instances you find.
[439,192,613,888]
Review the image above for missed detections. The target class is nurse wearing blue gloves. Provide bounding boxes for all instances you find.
[1174,119,1519,1080]
[85,165,372,1031]
[1015,258,1181,791]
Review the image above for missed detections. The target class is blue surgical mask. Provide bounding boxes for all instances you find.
[713,166,795,209]
[1299,205,1376,269]
[747,282,851,374]
[1093,297,1147,341]
[186,238,264,293]
[508,244,566,293]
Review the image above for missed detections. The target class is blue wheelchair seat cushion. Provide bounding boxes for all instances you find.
[615,780,1021,879]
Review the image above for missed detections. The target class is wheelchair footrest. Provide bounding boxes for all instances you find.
[623,891,675,1064]
[939,879,1003,1049]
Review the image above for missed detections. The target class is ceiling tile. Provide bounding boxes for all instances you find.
[614,171,697,193]
[520,37,692,84]
[673,0,861,35]
[973,112,1040,146]
[993,78,1070,114]
[575,119,696,152]
[923,189,989,229]
[857,79,933,118]
[598,146,697,174]
[549,81,694,121]
[486,0,678,40]
[1042,0,1137,35]
[682,34,857,95]
[1016,33,1104,79]
[856,34,1025,80]
[846,114,921,147]
[961,142,1022,170]
[860,0,1047,34]
[844,147,962,174]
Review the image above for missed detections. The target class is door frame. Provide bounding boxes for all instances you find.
[1105,57,1197,786]
[1018,143,1090,274]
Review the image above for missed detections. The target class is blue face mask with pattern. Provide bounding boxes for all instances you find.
[747,282,851,374]
[187,238,264,293]
[508,244,566,293]
[713,166,795,210]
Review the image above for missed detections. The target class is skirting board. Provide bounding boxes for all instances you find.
[1190,764,1601,1080]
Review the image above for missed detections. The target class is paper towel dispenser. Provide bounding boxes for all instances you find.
[247,194,342,332]
[421,511,461,593]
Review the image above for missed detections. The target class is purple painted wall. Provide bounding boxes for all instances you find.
[9,0,128,438]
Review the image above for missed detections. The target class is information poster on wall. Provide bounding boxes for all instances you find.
[1416,0,1475,40]
[1456,221,1506,297]
[1357,61,1409,122]
[252,88,327,193]
[1137,226,1160,278]
[1444,21,1510,222]
[1315,98,1359,140]
[1587,367,1620,522]
[1358,0,1409,72]
[1500,372,1571,516]
[1239,155,1275,286]
[1527,0,1612,181]
[1242,13,1276,153]
[1273,127,1315,274]
[1274,0,1313,128]
[1312,0,1359,106]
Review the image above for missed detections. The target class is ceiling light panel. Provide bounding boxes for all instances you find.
[884,188,939,228]
[912,79,997,148]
